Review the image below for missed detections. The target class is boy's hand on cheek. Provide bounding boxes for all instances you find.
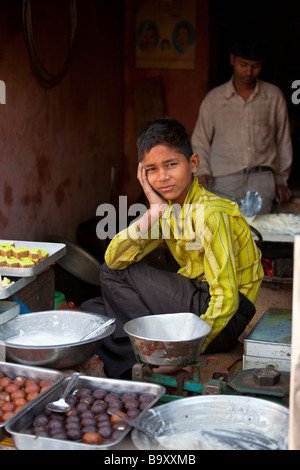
[137,163,167,206]
[137,163,168,230]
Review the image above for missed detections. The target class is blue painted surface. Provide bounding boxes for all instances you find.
[247,308,292,345]
[12,297,31,315]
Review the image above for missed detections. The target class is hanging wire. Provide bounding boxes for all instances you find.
[22,0,77,88]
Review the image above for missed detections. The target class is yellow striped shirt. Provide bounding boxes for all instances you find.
[105,177,264,349]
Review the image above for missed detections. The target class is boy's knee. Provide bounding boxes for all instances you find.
[100,262,109,275]
[100,262,112,282]
[100,263,122,284]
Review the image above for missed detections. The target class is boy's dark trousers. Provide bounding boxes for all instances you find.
[81,262,256,378]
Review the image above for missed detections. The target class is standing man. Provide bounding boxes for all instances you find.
[191,38,293,213]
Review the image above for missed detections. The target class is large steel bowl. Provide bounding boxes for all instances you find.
[0,310,115,369]
[124,312,211,367]
[131,395,289,450]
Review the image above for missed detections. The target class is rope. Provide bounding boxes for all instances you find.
[22,0,77,88]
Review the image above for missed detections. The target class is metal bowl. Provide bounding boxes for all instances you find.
[0,310,115,369]
[124,312,211,367]
[45,235,101,286]
[131,395,289,450]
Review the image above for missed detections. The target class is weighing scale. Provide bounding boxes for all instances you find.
[132,308,291,406]
[132,361,289,406]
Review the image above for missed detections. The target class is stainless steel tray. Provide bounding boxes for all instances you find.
[0,361,64,440]
[0,276,37,299]
[5,375,165,450]
[0,301,20,325]
[0,240,66,277]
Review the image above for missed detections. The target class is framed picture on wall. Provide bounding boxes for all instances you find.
[135,0,196,70]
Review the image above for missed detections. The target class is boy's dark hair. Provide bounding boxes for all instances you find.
[231,37,267,61]
[137,116,193,162]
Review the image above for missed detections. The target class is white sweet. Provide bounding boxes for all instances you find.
[251,213,300,236]
[6,332,80,346]
[0,275,14,289]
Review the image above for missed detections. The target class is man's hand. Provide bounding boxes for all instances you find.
[275,184,293,204]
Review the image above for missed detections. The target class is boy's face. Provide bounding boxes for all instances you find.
[141,144,199,206]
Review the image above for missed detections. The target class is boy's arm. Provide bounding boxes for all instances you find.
[198,212,241,349]
[136,163,168,234]
[104,163,167,270]
[104,222,163,270]
[199,212,262,351]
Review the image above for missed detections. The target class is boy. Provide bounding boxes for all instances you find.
[85,117,264,378]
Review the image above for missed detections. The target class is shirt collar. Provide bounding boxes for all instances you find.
[184,176,200,204]
[225,77,237,98]
[164,177,200,217]
[225,76,266,100]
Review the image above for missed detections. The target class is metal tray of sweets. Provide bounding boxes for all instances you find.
[0,361,64,440]
[0,240,66,277]
[0,276,37,299]
[5,375,166,450]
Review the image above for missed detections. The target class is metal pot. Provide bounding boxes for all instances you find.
[45,235,101,286]
[0,310,115,369]
[124,312,211,367]
[131,395,289,450]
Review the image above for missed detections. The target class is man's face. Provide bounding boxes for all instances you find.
[230,54,264,86]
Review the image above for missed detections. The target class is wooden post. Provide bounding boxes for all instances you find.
[289,234,300,449]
